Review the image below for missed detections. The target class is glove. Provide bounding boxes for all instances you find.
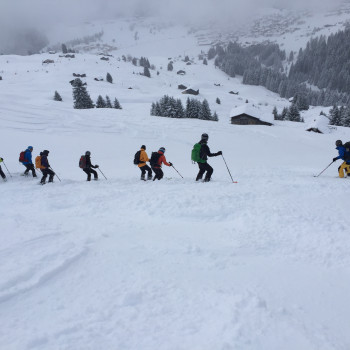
[0,157,3,162]
[333,157,337,162]
[169,162,173,166]
[95,165,99,168]
[217,151,222,156]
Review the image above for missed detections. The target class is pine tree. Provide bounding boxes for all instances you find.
[176,99,185,118]
[54,91,62,101]
[106,73,113,84]
[144,67,151,78]
[200,99,212,120]
[105,95,112,108]
[272,106,278,120]
[150,102,156,116]
[281,107,288,120]
[329,106,341,125]
[287,103,301,122]
[96,95,106,108]
[216,97,221,104]
[62,44,68,54]
[73,79,94,109]
[114,98,122,109]
[203,58,208,65]
[167,62,173,71]
[212,111,219,121]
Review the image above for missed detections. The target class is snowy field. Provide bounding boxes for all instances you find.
[1,20,350,350]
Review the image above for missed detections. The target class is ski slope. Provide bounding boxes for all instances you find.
[1,20,350,350]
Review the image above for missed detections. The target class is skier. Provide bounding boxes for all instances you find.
[40,150,55,184]
[0,157,6,181]
[194,133,222,182]
[333,140,350,178]
[137,145,152,181]
[21,146,37,177]
[83,151,99,181]
[151,147,172,181]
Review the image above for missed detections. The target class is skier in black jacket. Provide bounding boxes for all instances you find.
[40,150,55,184]
[83,151,99,181]
[196,133,222,182]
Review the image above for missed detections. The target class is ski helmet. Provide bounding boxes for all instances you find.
[28,146,33,150]
[141,145,146,150]
[335,140,342,147]
[43,150,49,156]
[201,133,209,141]
[159,147,165,153]
[85,151,91,156]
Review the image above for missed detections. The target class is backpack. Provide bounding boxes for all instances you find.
[344,141,350,161]
[133,150,141,165]
[35,155,44,169]
[150,152,161,167]
[19,151,26,163]
[79,155,87,168]
[191,143,205,163]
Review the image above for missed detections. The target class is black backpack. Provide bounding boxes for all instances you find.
[133,150,141,165]
[344,141,350,161]
[150,152,161,167]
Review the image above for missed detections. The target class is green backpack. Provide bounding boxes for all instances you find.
[191,143,205,163]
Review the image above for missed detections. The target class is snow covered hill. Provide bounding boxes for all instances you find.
[1,14,350,350]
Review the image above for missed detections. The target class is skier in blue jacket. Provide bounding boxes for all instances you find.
[333,140,350,178]
[22,146,37,177]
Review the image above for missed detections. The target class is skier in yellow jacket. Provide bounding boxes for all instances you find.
[138,145,153,181]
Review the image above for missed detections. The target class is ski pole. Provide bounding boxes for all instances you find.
[171,165,183,179]
[98,167,107,180]
[314,161,334,177]
[49,167,61,182]
[2,161,12,178]
[221,154,238,183]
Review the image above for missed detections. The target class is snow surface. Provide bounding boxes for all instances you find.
[1,17,350,350]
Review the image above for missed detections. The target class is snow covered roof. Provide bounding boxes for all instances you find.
[230,105,274,124]
[306,115,330,134]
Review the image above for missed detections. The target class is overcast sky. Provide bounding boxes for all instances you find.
[1,0,345,28]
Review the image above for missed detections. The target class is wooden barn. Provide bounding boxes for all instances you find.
[230,106,273,126]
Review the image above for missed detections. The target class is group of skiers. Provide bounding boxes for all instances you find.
[0,135,349,184]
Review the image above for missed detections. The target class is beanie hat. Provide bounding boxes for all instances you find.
[85,151,91,156]
[43,150,49,156]
[335,140,342,147]
[159,147,165,153]
[201,133,209,141]
[141,145,146,150]
[28,146,33,150]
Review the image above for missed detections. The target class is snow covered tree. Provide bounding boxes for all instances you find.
[144,67,151,78]
[184,55,190,62]
[54,91,62,101]
[287,103,301,122]
[203,58,208,65]
[96,95,106,108]
[212,111,219,121]
[216,97,221,104]
[106,73,113,84]
[208,47,216,60]
[329,106,341,126]
[272,106,278,120]
[105,95,112,108]
[72,79,94,109]
[167,62,173,71]
[62,43,68,54]
[114,98,122,110]
[281,107,288,121]
[200,99,212,120]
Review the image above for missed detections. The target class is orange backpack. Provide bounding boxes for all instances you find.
[35,155,44,169]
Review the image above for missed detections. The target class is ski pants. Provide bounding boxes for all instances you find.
[338,161,350,178]
[139,165,152,176]
[196,162,213,181]
[83,168,98,181]
[24,164,36,177]
[41,168,55,183]
[152,166,163,181]
[0,165,5,179]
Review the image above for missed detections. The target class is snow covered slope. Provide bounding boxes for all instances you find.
[1,16,350,350]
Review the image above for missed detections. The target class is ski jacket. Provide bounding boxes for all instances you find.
[85,155,97,169]
[22,149,33,165]
[41,155,50,169]
[154,151,171,168]
[199,140,219,162]
[335,146,348,161]
[138,149,149,168]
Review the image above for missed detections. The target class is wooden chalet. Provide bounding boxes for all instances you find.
[230,106,273,126]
